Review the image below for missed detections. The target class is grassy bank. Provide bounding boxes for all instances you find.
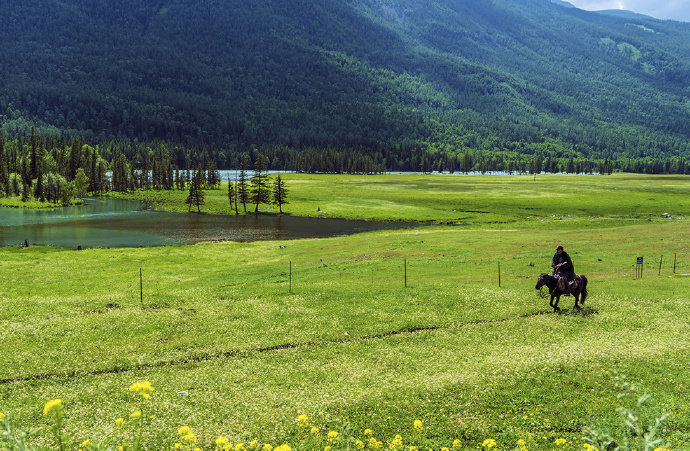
[107,173,690,226]
[0,196,83,209]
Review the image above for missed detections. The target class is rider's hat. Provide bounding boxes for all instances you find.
[555,245,564,250]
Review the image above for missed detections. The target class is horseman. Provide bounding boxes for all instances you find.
[552,245,575,295]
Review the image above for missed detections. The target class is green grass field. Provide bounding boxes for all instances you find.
[1,174,689,450]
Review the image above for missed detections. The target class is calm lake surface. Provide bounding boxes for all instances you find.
[0,198,415,248]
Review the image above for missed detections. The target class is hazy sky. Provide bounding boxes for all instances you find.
[566,0,690,21]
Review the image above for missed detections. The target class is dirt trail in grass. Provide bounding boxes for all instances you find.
[0,308,570,385]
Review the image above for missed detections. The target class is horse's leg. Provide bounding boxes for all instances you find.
[553,295,561,312]
[574,291,581,309]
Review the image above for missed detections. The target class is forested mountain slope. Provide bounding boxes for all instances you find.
[1,0,689,163]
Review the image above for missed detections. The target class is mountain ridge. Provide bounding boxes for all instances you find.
[0,0,689,163]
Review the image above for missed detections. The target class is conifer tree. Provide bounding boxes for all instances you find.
[227,176,236,214]
[272,174,288,214]
[185,166,205,212]
[250,153,270,213]
[237,154,249,213]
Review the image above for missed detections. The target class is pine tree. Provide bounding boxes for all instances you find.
[272,174,288,214]
[227,176,236,214]
[250,153,270,213]
[185,166,205,212]
[237,154,249,213]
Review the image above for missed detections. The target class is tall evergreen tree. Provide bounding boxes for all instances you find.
[227,176,236,214]
[237,154,249,213]
[250,153,270,213]
[272,174,288,214]
[185,166,205,212]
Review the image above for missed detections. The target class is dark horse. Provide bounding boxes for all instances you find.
[535,271,588,312]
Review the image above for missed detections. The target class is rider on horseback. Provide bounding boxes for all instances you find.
[552,245,575,295]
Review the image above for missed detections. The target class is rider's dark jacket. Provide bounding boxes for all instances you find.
[552,251,575,278]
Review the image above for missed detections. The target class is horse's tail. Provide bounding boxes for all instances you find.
[580,276,588,304]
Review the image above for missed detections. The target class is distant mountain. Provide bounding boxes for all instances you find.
[596,9,657,20]
[1,0,689,163]
[549,0,576,9]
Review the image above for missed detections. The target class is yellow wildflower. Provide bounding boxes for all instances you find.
[274,445,291,451]
[328,430,339,443]
[43,399,63,416]
[195,449,202,451]
[324,447,331,451]
[216,437,229,447]
[130,411,142,419]
[441,448,449,451]
[184,433,198,443]
[175,444,184,450]
[654,448,671,451]
[296,414,309,428]
[115,418,125,426]
[262,445,273,451]
[224,445,233,451]
[179,426,192,435]
[0,412,5,420]
[129,381,154,399]
[413,420,423,431]
[555,438,566,446]
[81,440,91,447]
[310,427,320,435]
[409,447,418,451]
[250,440,260,448]
[236,444,246,451]
[364,429,374,437]
[452,439,462,449]
[482,439,496,449]
[356,440,365,449]
[518,439,526,447]
[118,447,124,451]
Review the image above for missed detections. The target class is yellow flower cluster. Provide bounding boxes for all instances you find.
[355,439,365,449]
[0,412,5,420]
[130,411,142,419]
[482,438,496,449]
[555,438,567,446]
[413,420,423,432]
[327,430,339,443]
[310,427,320,435]
[216,436,231,450]
[43,399,64,416]
[129,381,155,399]
[389,434,403,450]
[296,414,309,428]
[115,418,125,426]
[364,429,374,437]
[274,445,291,451]
[452,439,461,449]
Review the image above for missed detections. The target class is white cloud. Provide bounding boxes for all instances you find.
[567,0,690,21]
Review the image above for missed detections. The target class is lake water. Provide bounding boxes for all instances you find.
[0,198,415,248]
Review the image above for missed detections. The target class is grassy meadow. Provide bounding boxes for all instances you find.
[1,174,689,450]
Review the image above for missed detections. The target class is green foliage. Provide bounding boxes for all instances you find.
[0,0,690,164]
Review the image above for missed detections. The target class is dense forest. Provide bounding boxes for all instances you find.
[0,0,689,173]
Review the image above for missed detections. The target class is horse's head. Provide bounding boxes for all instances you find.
[535,273,550,290]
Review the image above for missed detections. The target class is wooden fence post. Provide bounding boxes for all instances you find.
[404,258,407,288]
[289,261,292,293]
[140,268,143,308]
[498,262,501,287]
[659,255,663,276]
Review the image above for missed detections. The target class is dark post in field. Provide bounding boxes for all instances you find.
[289,261,292,293]
[673,253,677,274]
[498,262,501,287]
[636,257,644,279]
[139,268,143,308]
[404,258,407,288]
[658,255,663,276]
